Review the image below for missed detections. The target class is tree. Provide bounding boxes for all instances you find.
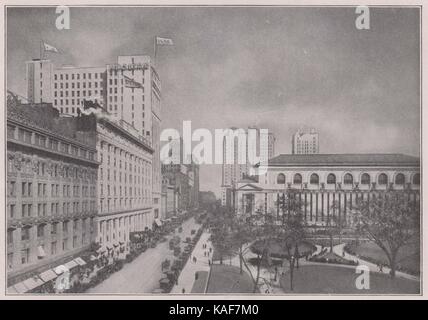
[354,191,419,278]
[325,200,346,252]
[278,190,306,291]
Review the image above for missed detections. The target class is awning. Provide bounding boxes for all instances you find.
[37,245,46,258]
[54,265,68,275]
[23,276,44,291]
[13,281,30,294]
[74,257,87,266]
[154,219,162,227]
[39,269,57,282]
[64,260,78,270]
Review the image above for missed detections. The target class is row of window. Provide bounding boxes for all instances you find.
[8,200,96,219]
[276,172,420,186]
[54,72,104,81]
[7,126,95,161]
[8,182,95,198]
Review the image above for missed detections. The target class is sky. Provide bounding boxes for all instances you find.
[6,7,420,197]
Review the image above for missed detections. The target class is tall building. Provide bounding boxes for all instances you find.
[25,54,162,226]
[26,59,54,104]
[6,101,98,290]
[292,128,319,154]
[93,114,154,259]
[221,127,275,206]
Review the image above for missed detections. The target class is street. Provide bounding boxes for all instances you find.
[87,217,201,294]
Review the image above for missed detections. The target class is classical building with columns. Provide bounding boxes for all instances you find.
[234,153,420,226]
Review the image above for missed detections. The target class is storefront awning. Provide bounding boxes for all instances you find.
[54,265,68,275]
[64,260,78,270]
[154,218,163,227]
[74,257,87,266]
[39,269,57,282]
[13,281,30,294]
[23,276,44,291]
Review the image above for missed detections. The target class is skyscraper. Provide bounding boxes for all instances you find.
[292,128,319,154]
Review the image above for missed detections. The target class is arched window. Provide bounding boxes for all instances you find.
[310,173,319,185]
[327,173,336,184]
[293,173,302,184]
[344,173,353,185]
[413,173,420,185]
[276,173,285,184]
[395,173,405,185]
[378,173,388,185]
[361,173,370,185]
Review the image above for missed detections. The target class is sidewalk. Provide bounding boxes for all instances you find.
[333,243,419,282]
[170,232,211,294]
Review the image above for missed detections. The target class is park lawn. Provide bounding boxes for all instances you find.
[206,265,256,293]
[280,265,420,294]
[347,241,420,275]
[191,271,209,293]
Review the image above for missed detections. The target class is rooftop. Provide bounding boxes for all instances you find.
[267,153,420,167]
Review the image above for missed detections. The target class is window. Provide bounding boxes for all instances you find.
[326,174,336,184]
[276,173,286,184]
[378,173,388,185]
[413,173,420,185]
[21,248,30,264]
[7,229,13,245]
[51,222,58,235]
[37,224,45,238]
[344,173,353,185]
[293,173,302,184]
[395,173,405,185]
[21,226,31,241]
[361,173,370,185]
[310,173,319,184]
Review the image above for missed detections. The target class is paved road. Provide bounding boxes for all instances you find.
[87,217,200,294]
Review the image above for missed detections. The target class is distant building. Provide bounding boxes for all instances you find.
[292,128,319,154]
[221,127,275,207]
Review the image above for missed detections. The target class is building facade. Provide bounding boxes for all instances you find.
[292,128,319,154]
[235,153,420,226]
[6,102,98,288]
[94,116,154,259]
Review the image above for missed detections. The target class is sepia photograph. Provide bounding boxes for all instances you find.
[3,3,422,297]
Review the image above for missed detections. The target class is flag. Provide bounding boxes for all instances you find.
[43,42,59,53]
[156,37,174,46]
[124,75,143,89]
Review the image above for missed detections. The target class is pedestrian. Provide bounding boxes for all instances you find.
[182,288,185,294]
